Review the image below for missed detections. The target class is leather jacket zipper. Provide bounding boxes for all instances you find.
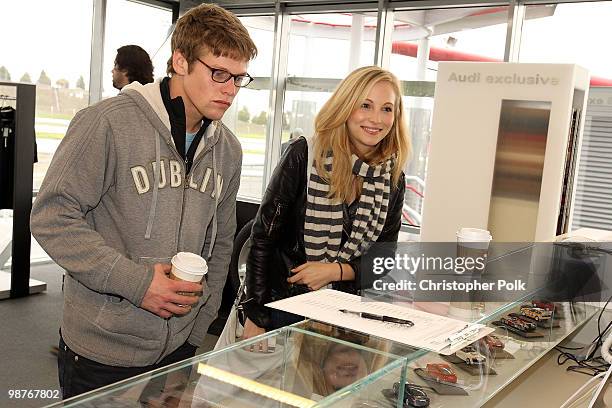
[268,203,283,236]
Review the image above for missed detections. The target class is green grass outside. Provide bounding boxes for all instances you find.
[237,131,292,140]
[34,129,287,146]
[36,132,65,140]
[37,112,74,121]
[33,115,292,142]
[237,132,265,140]
[243,149,264,155]
[35,134,283,147]
[34,132,265,155]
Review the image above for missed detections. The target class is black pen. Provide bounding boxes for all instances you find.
[339,309,414,326]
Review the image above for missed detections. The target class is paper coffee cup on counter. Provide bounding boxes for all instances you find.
[456,228,492,268]
[451,228,492,318]
[170,252,208,296]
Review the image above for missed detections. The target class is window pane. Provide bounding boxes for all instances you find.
[102,0,173,98]
[222,16,275,199]
[520,4,612,77]
[389,7,508,227]
[1,0,93,263]
[287,13,377,79]
[519,2,612,231]
[283,12,377,147]
[0,0,94,191]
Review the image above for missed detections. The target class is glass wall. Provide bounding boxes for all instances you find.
[389,6,508,226]
[390,7,509,82]
[6,0,612,237]
[0,0,94,191]
[0,0,94,263]
[519,3,612,75]
[519,2,612,231]
[283,12,378,147]
[222,16,276,199]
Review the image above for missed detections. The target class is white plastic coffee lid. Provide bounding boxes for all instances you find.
[456,228,492,242]
[172,252,208,275]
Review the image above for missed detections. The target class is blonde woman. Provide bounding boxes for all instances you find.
[242,66,411,338]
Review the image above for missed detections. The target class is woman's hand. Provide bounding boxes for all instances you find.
[288,262,340,290]
[242,318,270,353]
[242,317,265,340]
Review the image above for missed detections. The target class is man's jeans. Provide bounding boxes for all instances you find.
[58,335,198,400]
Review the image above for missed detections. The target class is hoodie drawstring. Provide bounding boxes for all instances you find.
[207,145,219,261]
[145,131,161,239]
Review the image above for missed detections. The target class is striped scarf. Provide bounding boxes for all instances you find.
[304,153,394,263]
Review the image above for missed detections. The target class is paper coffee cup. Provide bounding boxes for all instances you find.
[456,228,492,268]
[457,228,492,247]
[451,228,492,316]
[170,252,208,296]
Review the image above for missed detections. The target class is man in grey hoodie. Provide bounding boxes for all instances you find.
[30,4,257,399]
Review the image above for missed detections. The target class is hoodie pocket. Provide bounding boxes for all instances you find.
[103,294,131,313]
[95,294,165,341]
[89,257,171,342]
[170,290,211,336]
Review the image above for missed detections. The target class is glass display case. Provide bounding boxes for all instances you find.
[295,241,607,407]
[45,326,413,408]
[46,243,606,408]
[296,302,600,407]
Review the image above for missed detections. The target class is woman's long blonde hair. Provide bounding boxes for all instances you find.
[313,66,411,202]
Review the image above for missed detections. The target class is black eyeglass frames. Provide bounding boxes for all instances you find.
[196,58,253,88]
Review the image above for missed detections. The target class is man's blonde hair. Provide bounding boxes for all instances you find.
[167,4,258,75]
[314,66,411,203]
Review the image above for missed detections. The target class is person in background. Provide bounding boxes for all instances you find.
[31,4,257,399]
[242,66,410,338]
[112,44,154,90]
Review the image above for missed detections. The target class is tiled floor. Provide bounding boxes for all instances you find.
[0,263,64,408]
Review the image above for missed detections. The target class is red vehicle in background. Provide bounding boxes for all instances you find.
[531,300,555,312]
[479,334,504,352]
[426,363,458,384]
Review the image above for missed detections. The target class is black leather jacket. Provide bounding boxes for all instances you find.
[243,137,406,328]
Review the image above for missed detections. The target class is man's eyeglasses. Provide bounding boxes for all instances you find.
[196,58,253,88]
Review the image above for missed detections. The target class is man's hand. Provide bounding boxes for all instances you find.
[287,262,339,290]
[141,263,203,319]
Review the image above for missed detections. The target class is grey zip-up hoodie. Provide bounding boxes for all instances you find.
[30,80,241,367]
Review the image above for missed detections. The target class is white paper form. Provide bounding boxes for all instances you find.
[266,289,494,355]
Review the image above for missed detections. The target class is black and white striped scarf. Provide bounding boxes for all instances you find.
[304,153,394,263]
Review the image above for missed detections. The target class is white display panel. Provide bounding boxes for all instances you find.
[420,62,589,242]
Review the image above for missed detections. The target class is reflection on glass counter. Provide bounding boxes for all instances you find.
[46,326,409,408]
[46,300,600,408]
[46,244,607,408]
[296,302,600,408]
